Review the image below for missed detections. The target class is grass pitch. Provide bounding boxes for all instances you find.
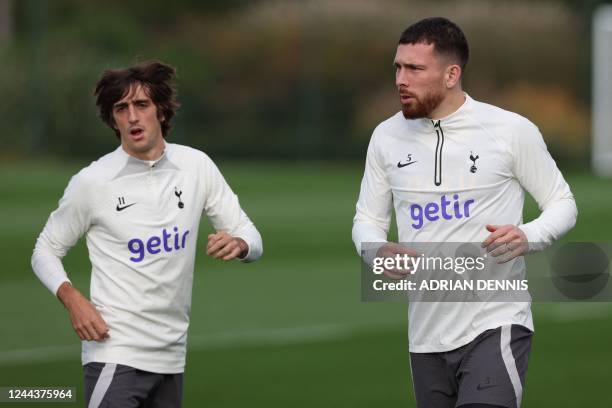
[1,160,611,407]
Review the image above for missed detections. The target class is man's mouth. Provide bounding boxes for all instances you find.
[398,88,416,103]
[400,93,416,103]
[129,128,144,140]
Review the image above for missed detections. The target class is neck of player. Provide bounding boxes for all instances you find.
[429,89,466,120]
[122,138,166,162]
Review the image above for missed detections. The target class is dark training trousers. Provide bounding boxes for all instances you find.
[410,325,532,408]
[84,362,183,408]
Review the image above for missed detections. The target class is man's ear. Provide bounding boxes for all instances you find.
[445,64,462,88]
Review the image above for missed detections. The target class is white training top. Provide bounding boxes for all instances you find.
[352,94,577,352]
[32,142,263,373]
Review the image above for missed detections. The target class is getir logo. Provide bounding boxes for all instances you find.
[128,226,190,263]
[409,194,475,229]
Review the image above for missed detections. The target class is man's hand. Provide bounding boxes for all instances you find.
[482,224,528,263]
[376,242,420,280]
[57,282,109,342]
[207,231,248,261]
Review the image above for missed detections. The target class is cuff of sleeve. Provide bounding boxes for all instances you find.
[518,223,548,253]
[359,241,389,267]
[234,234,262,263]
[52,278,72,298]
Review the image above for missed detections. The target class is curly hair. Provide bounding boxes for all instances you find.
[94,61,180,138]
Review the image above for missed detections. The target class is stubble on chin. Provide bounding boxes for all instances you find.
[401,90,445,120]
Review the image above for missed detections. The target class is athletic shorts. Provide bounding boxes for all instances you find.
[410,325,532,408]
[84,362,183,408]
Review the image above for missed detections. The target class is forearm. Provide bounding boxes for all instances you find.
[520,195,578,250]
[352,218,389,255]
[510,119,578,250]
[31,238,71,296]
[352,133,392,256]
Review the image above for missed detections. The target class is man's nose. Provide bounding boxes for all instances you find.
[128,105,138,123]
[396,69,408,88]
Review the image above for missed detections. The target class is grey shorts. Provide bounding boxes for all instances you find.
[410,325,532,408]
[84,362,183,408]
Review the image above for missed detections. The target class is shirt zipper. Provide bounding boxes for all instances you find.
[433,120,444,186]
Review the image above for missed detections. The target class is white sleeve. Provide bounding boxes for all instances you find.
[31,173,92,295]
[511,119,578,249]
[352,130,392,255]
[202,156,263,262]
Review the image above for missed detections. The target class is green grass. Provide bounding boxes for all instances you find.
[1,160,611,407]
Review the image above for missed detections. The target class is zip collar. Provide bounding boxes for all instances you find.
[117,142,169,168]
[408,93,472,131]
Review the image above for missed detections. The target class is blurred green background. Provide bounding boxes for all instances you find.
[1,0,612,407]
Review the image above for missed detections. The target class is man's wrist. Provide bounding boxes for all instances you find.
[376,242,395,257]
[235,238,249,259]
[57,282,78,308]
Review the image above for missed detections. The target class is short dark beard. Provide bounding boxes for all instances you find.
[401,89,445,119]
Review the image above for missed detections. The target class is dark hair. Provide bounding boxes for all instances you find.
[399,17,469,70]
[94,61,180,138]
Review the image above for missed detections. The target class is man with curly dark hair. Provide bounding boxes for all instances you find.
[32,61,263,407]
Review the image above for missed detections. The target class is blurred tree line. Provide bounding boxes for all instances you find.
[0,0,608,163]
